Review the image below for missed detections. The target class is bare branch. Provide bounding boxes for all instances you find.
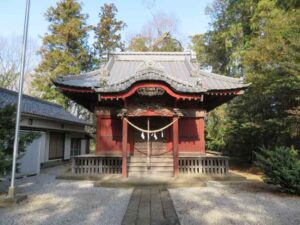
[0,36,39,91]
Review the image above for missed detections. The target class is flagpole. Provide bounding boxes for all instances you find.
[8,0,31,198]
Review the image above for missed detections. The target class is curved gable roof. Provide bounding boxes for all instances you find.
[54,51,249,93]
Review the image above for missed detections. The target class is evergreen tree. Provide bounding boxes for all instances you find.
[190,34,207,68]
[94,3,126,58]
[192,0,258,76]
[128,35,149,52]
[255,146,300,194]
[128,32,183,52]
[0,104,37,176]
[192,0,300,162]
[31,0,92,108]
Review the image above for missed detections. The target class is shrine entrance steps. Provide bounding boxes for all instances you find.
[128,156,174,177]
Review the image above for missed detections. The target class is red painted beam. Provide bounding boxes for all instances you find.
[122,117,128,177]
[173,116,179,176]
[101,82,202,101]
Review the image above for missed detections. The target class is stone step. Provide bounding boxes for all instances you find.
[129,162,173,167]
[133,153,171,156]
[134,148,166,151]
[129,157,173,163]
[128,171,173,177]
[128,166,173,172]
[134,151,170,155]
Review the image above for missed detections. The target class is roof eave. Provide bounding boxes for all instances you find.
[22,112,92,126]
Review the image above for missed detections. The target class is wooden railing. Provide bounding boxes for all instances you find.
[71,155,229,176]
[179,157,229,175]
[72,156,122,174]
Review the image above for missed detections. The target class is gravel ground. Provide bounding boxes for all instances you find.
[169,181,300,225]
[0,166,132,225]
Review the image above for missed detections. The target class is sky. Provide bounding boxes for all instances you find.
[0,0,213,47]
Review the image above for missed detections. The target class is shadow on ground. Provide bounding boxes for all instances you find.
[169,181,300,225]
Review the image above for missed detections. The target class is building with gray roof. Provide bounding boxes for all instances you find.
[0,87,91,176]
[53,51,249,178]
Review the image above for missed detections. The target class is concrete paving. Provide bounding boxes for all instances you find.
[92,174,244,188]
[122,187,180,225]
[57,172,246,189]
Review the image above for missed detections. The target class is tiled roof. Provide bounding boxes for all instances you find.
[54,51,249,93]
[0,87,88,125]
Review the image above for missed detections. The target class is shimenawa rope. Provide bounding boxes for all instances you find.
[124,118,179,133]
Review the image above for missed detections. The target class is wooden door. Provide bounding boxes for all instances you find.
[133,118,168,156]
[49,132,64,160]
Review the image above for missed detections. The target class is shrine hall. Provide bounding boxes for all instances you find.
[53,52,249,177]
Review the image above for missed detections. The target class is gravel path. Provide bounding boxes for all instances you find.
[169,181,300,225]
[0,166,133,225]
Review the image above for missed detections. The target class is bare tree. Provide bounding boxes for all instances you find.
[142,0,156,10]
[0,36,39,91]
[141,11,179,45]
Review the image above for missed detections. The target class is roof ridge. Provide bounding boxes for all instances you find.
[110,51,191,56]
[57,70,100,81]
[198,70,243,84]
[0,87,63,109]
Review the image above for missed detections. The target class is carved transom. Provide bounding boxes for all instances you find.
[137,87,165,96]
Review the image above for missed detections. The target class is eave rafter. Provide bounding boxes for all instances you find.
[206,89,244,96]
[57,85,95,93]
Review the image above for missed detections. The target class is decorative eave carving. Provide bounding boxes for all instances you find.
[137,87,165,96]
[173,108,183,117]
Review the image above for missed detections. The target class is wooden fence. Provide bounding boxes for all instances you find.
[179,157,229,175]
[72,155,229,176]
[72,156,122,174]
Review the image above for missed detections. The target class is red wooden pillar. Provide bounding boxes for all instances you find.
[96,114,101,154]
[173,116,179,176]
[199,117,205,153]
[122,117,128,177]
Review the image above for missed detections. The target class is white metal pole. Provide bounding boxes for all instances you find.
[8,0,31,198]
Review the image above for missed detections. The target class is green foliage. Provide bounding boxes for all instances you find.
[94,3,126,57]
[192,0,300,162]
[192,0,258,76]
[276,0,300,9]
[255,146,300,194]
[205,105,227,151]
[31,0,92,108]
[152,32,183,52]
[0,104,38,176]
[190,34,207,68]
[128,32,183,52]
[0,70,18,90]
[128,35,149,52]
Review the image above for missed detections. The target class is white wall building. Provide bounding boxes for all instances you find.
[0,87,91,176]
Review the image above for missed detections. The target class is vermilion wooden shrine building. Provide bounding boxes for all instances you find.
[54,52,248,177]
